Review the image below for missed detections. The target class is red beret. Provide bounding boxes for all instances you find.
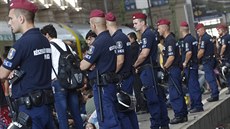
[105,12,116,21]
[10,0,38,13]
[216,24,228,30]
[90,9,105,18]
[132,12,147,20]
[157,19,171,26]
[195,23,204,30]
[180,21,188,27]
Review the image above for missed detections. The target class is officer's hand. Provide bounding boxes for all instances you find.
[162,66,168,72]
[8,71,15,80]
[182,62,187,68]
[218,59,222,65]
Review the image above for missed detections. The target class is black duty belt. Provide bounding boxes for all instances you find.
[89,72,120,86]
[203,55,214,60]
[138,64,152,73]
[14,89,54,109]
[119,71,132,80]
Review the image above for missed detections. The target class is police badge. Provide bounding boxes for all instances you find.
[142,38,147,45]
[7,48,16,60]
[116,41,123,49]
[185,43,189,49]
[87,46,95,55]
[222,39,225,45]
[168,46,172,52]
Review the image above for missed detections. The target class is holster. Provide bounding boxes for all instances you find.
[138,64,152,74]
[119,71,132,80]
[14,89,54,109]
[29,91,43,107]
[101,72,120,84]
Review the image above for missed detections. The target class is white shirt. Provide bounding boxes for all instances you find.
[50,38,75,80]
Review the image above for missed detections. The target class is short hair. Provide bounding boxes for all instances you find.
[40,24,57,38]
[14,9,35,23]
[127,32,137,41]
[85,30,97,39]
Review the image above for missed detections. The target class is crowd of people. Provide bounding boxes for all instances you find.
[0,0,230,129]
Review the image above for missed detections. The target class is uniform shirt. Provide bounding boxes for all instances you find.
[112,29,132,73]
[2,28,52,98]
[199,32,214,62]
[50,38,75,80]
[84,31,116,79]
[181,34,198,68]
[219,33,230,59]
[163,33,181,66]
[139,27,158,66]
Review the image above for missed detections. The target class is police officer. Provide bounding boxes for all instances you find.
[132,13,169,129]
[80,9,121,129]
[0,0,55,129]
[157,19,188,124]
[105,12,139,129]
[196,23,219,102]
[216,23,230,94]
[179,21,203,113]
[41,24,84,129]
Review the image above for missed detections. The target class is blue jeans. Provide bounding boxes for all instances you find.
[52,80,83,129]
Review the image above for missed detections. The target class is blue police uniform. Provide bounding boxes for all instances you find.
[163,33,188,119]
[219,33,230,90]
[181,34,203,111]
[3,28,55,129]
[200,32,219,99]
[112,29,139,129]
[138,28,169,129]
[84,31,121,129]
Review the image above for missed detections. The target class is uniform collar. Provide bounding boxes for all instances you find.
[111,29,122,37]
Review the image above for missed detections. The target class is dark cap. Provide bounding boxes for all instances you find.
[90,9,105,18]
[10,0,38,13]
[157,19,171,26]
[216,23,228,30]
[195,23,204,30]
[105,12,116,21]
[132,12,147,20]
[180,21,188,27]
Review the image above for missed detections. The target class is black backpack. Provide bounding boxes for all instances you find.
[51,42,83,89]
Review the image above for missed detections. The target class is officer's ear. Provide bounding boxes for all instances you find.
[18,15,25,24]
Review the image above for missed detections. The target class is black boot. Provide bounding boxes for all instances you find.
[206,97,219,102]
[161,126,170,129]
[170,116,188,124]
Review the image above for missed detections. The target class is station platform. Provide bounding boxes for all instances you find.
[138,88,230,129]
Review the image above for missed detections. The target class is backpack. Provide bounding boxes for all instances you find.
[51,42,83,89]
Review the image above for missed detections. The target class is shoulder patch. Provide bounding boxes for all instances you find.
[222,39,225,44]
[116,41,123,49]
[87,46,95,55]
[7,48,16,60]
[168,46,172,52]
[185,43,189,49]
[142,38,147,45]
